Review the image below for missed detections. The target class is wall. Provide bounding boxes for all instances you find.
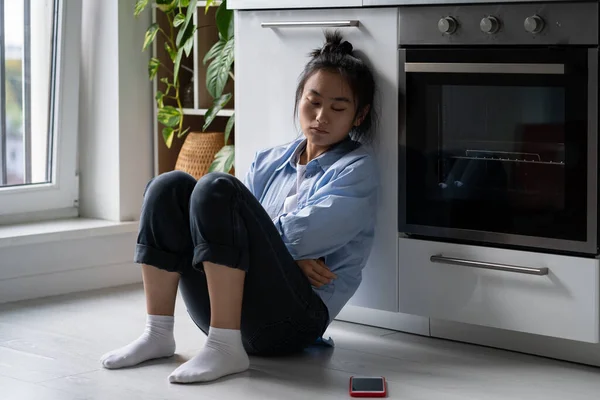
[79,0,153,222]
[117,0,155,221]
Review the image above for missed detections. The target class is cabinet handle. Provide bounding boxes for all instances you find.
[261,20,360,28]
[430,255,549,276]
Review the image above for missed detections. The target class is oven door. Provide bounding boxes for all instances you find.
[399,48,598,254]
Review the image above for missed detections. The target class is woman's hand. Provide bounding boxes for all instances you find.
[297,259,337,288]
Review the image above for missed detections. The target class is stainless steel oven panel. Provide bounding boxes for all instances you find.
[398,48,408,247]
[398,2,598,46]
[404,63,565,75]
[368,0,577,5]
[585,48,598,254]
[398,49,599,254]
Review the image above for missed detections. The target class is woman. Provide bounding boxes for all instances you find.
[100,31,379,384]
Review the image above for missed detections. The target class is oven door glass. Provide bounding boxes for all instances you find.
[403,49,590,243]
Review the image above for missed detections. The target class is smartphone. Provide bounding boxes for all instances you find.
[349,376,387,398]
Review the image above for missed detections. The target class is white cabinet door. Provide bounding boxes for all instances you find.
[229,1,362,10]
[235,8,400,312]
[398,238,600,343]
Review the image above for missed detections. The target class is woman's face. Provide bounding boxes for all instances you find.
[299,69,362,151]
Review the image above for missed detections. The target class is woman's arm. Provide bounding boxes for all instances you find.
[272,157,378,260]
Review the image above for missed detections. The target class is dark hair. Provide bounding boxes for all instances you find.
[294,30,377,144]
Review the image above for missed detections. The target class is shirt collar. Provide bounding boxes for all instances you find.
[290,140,306,169]
[276,136,359,172]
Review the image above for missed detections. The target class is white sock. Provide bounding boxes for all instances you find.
[168,327,249,383]
[100,314,176,369]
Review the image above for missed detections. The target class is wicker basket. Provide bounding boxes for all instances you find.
[175,132,230,179]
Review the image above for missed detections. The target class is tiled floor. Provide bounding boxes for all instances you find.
[1,284,599,399]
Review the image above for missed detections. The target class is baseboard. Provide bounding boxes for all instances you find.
[335,304,430,336]
[0,224,141,304]
[430,319,600,367]
[0,262,142,304]
[336,305,600,366]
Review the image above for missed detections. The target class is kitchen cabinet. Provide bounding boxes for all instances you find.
[235,8,400,312]
[398,237,600,343]
[229,0,362,9]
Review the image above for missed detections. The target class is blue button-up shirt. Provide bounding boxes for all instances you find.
[244,137,379,323]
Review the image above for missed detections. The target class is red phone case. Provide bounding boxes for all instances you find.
[349,376,387,398]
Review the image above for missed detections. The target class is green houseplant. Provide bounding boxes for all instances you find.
[135,0,234,174]
[134,0,199,149]
[203,0,235,173]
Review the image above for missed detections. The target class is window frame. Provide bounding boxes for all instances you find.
[0,0,80,223]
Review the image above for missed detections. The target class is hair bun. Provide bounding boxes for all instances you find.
[337,41,353,55]
[310,31,354,58]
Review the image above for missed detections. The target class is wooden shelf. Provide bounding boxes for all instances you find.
[182,108,234,117]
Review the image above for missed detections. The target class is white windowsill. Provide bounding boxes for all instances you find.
[0,218,139,248]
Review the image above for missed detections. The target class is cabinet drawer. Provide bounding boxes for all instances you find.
[399,238,599,342]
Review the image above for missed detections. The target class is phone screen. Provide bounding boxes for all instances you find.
[351,377,384,392]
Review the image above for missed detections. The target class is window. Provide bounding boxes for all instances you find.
[0,0,80,222]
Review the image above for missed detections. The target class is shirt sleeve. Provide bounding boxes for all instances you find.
[243,154,257,196]
[272,157,378,260]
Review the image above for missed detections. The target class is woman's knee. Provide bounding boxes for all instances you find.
[190,172,238,211]
[143,170,196,208]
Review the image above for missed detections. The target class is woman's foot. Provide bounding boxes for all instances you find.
[101,315,176,369]
[168,327,249,383]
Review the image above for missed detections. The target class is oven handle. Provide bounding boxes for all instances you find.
[405,62,565,75]
[261,20,360,28]
[430,255,549,276]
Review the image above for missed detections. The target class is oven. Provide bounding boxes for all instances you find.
[398,1,599,254]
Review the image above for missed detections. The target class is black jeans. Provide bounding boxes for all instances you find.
[134,171,329,356]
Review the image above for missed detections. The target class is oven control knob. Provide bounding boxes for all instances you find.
[438,16,458,35]
[524,15,545,34]
[480,16,500,34]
